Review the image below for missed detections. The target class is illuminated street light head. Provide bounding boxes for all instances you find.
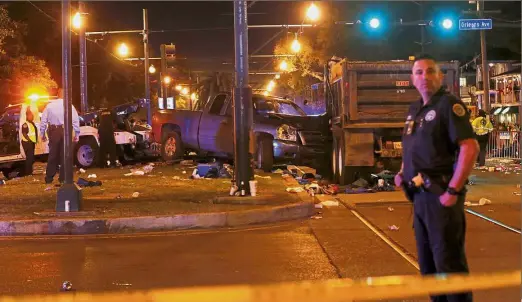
[181,87,189,95]
[306,3,320,21]
[72,12,82,29]
[175,85,182,91]
[369,18,380,29]
[275,74,281,79]
[442,18,453,29]
[291,38,301,53]
[279,60,288,71]
[148,65,156,74]
[117,43,129,57]
[163,76,172,85]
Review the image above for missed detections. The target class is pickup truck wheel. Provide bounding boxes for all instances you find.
[256,137,274,172]
[75,137,98,169]
[162,132,183,162]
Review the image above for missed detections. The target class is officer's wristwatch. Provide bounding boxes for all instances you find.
[447,187,465,196]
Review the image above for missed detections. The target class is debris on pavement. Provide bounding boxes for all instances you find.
[172,176,181,180]
[311,215,323,220]
[272,169,284,174]
[0,180,5,186]
[61,281,73,292]
[182,171,187,174]
[388,225,400,231]
[320,200,340,207]
[286,187,304,193]
[124,170,145,176]
[87,174,97,179]
[132,192,140,198]
[254,175,272,179]
[464,198,492,207]
[479,198,492,205]
[314,204,323,209]
[142,164,154,174]
[388,207,394,212]
[180,160,195,166]
[44,186,52,191]
[79,168,86,174]
[513,192,521,196]
[77,178,102,187]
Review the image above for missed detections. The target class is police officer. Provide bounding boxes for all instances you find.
[97,105,118,168]
[471,109,493,167]
[395,55,479,302]
[40,89,80,184]
[21,107,38,176]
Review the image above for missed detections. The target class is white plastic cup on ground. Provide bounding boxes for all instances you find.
[249,180,258,197]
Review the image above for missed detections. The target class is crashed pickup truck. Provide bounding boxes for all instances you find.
[152,92,330,171]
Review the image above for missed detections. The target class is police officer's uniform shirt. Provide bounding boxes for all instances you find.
[402,88,475,181]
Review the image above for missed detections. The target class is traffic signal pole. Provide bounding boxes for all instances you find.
[233,0,253,195]
[477,0,490,112]
[57,0,82,212]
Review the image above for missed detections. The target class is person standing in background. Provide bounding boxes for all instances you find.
[21,107,37,176]
[471,109,493,167]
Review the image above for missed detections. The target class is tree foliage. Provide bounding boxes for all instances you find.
[0,5,56,106]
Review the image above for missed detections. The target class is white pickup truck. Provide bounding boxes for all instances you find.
[0,99,157,178]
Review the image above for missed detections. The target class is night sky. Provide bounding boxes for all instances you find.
[2,1,521,106]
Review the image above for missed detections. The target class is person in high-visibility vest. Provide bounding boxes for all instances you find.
[471,109,493,167]
[21,107,38,176]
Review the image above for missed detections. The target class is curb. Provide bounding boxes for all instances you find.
[0,201,315,236]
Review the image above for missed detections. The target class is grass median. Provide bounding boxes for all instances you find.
[0,162,300,220]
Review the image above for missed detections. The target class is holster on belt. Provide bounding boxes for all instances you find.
[401,181,417,203]
[420,173,451,196]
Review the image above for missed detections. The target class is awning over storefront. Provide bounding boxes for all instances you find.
[491,67,521,79]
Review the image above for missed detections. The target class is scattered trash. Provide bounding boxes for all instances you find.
[172,176,181,180]
[254,175,272,179]
[311,215,323,220]
[112,282,133,287]
[272,169,284,174]
[125,170,145,176]
[182,171,187,174]
[0,180,5,186]
[61,281,73,292]
[142,165,154,173]
[351,178,369,188]
[388,225,400,231]
[132,192,140,198]
[77,178,102,187]
[488,167,495,172]
[79,168,86,174]
[517,184,521,188]
[513,192,521,196]
[388,207,394,212]
[314,204,323,209]
[286,187,304,193]
[478,198,492,206]
[44,186,52,191]
[180,160,195,166]
[320,200,340,207]
[87,174,97,179]
[249,180,258,197]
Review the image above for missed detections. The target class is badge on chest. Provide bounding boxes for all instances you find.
[425,110,436,122]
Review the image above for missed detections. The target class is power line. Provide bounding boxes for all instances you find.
[26,0,56,22]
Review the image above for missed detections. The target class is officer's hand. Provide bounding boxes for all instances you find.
[73,136,79,143]
[394,173,403,187]
[439,192,458,207]
[41,136,47,142]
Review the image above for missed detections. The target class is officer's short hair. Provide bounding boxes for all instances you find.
[414,54,437,64]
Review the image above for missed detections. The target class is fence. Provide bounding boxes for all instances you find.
[0,270,519,302]
[487,130,520,160]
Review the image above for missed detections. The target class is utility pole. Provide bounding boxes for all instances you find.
[143,8,152,125]
[79,1,88,113]
[57,0,82,212]
[477,0,490,112]
[233,0,253,195]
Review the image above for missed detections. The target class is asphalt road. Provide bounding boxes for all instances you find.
[0,174,519,301]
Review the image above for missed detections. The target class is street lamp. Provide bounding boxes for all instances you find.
[306,3,320,21]
[181,87,189,95]
[279,60,288,71]
[175,85,182,91]
[117,43,129,57]
[148,64,156,74]
[291,37,301,53]
[274,74,281,79]
[163,75,172,85]
[72,12,82,29]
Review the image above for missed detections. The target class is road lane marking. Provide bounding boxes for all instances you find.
[350,209,420,271]
[465,209,521,234]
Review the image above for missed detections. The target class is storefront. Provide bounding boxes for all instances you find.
[492,67,521,106]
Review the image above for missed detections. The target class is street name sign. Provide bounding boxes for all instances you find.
[459,19,493,30]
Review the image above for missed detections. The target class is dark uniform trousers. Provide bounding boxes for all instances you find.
[98,132,117,167]
[45,125,64,183]
[413,191,472,302]
[475,134,489,167]
[21,141,35,176]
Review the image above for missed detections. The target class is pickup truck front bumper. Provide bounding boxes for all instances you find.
[272,139,327,166]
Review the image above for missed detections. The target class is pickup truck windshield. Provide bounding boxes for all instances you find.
[253,97,305,116]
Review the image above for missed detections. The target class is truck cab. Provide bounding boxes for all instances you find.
[327,59,460,184]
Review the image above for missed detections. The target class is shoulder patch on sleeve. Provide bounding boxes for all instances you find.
[452,103,466,117]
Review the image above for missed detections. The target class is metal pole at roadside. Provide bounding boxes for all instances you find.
[478,0,490,112]
[79,1,88,113]
[143,8,152,125]
[233,0,253,195]
[57,0,82,212]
